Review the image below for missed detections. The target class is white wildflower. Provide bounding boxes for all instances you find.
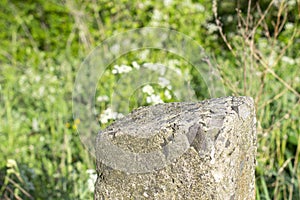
[32,118,39,131]
[274,0,281,7]
[158,77,170,88]
[143,63,154,69]
[138,50,149,60]
[207,23,218,34]
[38,86,45,97]
[195,3,205,11]
[282,56,295,65]
[143,63,166,75]
[267,52,277,66]
[97,95,109,102]
[99,108,123,124]
[167,59,180,67]
[112,69,118,74]
[26,68,33,75]
[122,39,131,48]
[86,169,97,192]
[255,71,262,77]
[168,65,182,77]
[112,64,132,74]
[40,136,45,142]
[110,44,120,54]
[48,96,55,103]
[147,94,164,105]
[164,90,172,100]
[152,9,162,21]
[29,145,34,151]
[163,0,173,6]
[35,76,41,82]
[99,108,114,124]
[227,15,233,22]
[132,61,140,69]
[142,85,154,95]
[19,75,27,85]
[287,0,296,6]
[285,23,294,30]
[86,169,96,174]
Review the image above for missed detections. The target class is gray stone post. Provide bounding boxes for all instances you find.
[95,96,256,200]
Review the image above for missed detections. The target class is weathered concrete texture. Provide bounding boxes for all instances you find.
[95,96,257,200]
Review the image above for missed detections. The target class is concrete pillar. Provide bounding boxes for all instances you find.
[95,96,256,200]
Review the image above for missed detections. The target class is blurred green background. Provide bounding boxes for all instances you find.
[0,0,299,199]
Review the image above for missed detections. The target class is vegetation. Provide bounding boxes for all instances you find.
[0,0,299,199]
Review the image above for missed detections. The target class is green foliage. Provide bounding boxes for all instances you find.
[0,0,299,199]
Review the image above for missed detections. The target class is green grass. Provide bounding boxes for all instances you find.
[0,0,300,199]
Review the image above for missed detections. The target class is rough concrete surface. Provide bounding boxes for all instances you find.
[95,96,257,200]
